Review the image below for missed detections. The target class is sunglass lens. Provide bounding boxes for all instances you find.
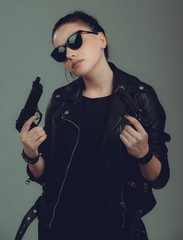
[51,46,66,62]
[51,31,83,62]
[68,32,82,50]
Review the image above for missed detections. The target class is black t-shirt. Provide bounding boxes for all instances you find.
[61,95,111,218]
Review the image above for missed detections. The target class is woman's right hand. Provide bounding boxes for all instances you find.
[19,115,47,158]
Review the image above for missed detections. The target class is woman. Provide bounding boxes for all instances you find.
[18,11,170,240]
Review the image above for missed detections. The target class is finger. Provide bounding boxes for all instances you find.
[26,130,46,147]
[35,133,47,148]
[124,124,139,138]
[27,126,45,139]
[120,133,130,146]
[20,127,44,147]
[121,129,134,142]
[20,115,38,134]
[125,115,145,133]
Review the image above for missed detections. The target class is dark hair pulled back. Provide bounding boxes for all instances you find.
[52,11,109,59]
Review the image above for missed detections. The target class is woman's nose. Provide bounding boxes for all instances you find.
[66,47,76,59]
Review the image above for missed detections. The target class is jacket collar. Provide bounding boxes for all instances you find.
[57,77,85,100]
[58,62,130,140]
[58,62,131,100]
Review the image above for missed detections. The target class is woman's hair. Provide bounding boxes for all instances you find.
[52,11,109,59]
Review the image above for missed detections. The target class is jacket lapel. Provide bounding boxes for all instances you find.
[53,78,84,127]
[103,62,130,144]
[103,91,127,146]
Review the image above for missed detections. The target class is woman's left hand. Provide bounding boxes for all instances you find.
[120,115,149,158]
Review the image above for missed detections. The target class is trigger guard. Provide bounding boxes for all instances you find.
[34,110,42,125]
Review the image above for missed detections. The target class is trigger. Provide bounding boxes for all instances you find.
[34,112,41,125]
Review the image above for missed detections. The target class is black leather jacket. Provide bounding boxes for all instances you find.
[28,62,170,229]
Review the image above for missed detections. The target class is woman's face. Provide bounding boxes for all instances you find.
[52,22,107,78]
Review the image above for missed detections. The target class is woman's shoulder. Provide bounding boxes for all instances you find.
[110,62,155,95]
[46,77,85,109]
[52,77,84,99]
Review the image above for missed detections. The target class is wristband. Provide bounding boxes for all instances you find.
[21,150,40,164]
[137,148,153,165]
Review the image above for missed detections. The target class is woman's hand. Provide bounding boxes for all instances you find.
[120,115,162,181]
[120,115,149,159]
[19,115,47,158]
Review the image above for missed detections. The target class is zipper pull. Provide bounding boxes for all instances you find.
[143,182,148,192]
[25,178,31,185]
[120,201,127,229]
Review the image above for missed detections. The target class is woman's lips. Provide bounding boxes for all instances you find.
[72,60,83,69]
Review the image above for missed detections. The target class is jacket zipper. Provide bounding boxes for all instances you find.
[119,120,127,229]
[49,115,80,228]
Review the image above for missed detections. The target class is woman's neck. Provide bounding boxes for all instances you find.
[82,60,113,98]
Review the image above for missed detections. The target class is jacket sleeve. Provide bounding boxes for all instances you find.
[135,84,170,189]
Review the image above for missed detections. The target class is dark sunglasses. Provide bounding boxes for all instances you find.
[51,30,98,62]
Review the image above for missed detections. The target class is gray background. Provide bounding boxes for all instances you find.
[0,0,182,239]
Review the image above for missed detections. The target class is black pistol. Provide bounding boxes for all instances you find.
[115,85,152,131]
[15,77,43,132]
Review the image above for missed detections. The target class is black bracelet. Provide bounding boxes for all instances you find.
[21,150,40,164]
[137,148,153,165]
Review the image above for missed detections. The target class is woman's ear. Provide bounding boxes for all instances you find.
[98,32,107,49]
